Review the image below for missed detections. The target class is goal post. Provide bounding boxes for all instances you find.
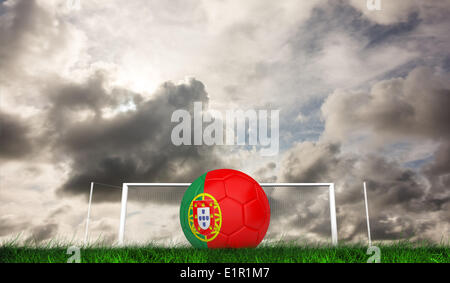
[113,182,338,246]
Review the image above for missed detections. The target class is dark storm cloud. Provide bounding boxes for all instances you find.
[278,141,440,242]
[25,223,58,243]
[53,77,229,202]
[0,111,33,159]
[274,67,450,242]
[1,210,62,242]
[322,67,450,141]
[342,214,435,242]
[281,142,342,183]
[0,215,29,237]
[260,142,344,241]
[47,204,72,219]
[252,162,277,183]
[0,0,448,245]
[0,0,72,82]
[291,1,421,55]
[46,71,143,131]
[422,143,450,214]
[0,0,42,70]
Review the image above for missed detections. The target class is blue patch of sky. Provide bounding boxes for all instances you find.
[29,185,44,192]
[291,1,421,56]
[443,56,450,72]
[126,211,141,218]
[263,2,427,155]
[0,0,7,16]
[219,1,444,156]
[224,100,326,155]
[284,1,426,106]
[382,142,435,170]
[369,59,421,82]
[403,156,434,170]
[364,13,422,48]
[290,2,365,55]
[278,96,326,150]
[367,54,450,90]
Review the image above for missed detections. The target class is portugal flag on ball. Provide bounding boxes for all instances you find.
[180,169,270,249]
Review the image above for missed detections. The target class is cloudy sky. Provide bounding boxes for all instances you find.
[0,0,449,245]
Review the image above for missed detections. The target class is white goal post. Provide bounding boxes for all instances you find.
[84,182,338,246]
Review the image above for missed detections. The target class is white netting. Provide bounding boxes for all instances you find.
[124,187,186,245]
[86,184,337,246]
[263,187,333,245]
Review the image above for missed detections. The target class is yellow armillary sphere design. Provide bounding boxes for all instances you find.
[188,193,222,242]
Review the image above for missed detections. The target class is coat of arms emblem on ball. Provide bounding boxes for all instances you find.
[180,169,270,248]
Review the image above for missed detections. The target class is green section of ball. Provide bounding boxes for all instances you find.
[179,172,208,249]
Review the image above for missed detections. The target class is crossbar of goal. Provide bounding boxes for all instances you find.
[85,182,338,246]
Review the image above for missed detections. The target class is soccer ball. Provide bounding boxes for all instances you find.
[180,169,270,248]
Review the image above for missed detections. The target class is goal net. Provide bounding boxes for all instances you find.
[83,182,338,246]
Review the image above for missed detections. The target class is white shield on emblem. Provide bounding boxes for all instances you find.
[197,207,210,230]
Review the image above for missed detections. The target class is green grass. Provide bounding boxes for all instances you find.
[1,240,448,263]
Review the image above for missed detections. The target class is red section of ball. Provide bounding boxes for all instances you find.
[205,179,227,202]
[228,227,259,248]
[224,174,257,204]
[206,232,228,249]
[244,200,266,230]
[203,169,270,248]
[218,198,243,236]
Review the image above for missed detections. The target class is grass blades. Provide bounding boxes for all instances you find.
[1,240,449,263]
